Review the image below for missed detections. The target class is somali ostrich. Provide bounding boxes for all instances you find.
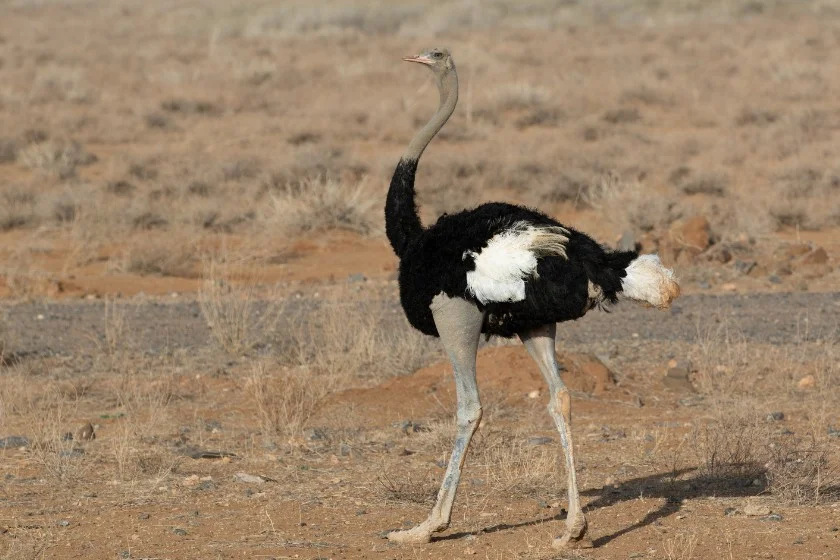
[384,48,680,549]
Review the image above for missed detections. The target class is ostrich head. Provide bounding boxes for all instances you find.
[403,47,455,77]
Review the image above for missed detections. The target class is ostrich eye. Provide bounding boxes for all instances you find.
[433,52,443,59]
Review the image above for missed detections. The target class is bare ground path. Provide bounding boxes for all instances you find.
[2,292,838,358]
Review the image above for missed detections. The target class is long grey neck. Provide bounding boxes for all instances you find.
[404,69,458,161]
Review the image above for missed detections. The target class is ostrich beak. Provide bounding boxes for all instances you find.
[402,54,434,66]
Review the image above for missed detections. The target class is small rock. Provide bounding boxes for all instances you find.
[527,436,553,446]
[797,375,816,389]
[119,551,131,559]
[0,436,29,449]
[768,274,782,285]
[766,412,785,422]
[355,509,368,516]
[138,513,150,520]
[800,247,828,265]
[744,503,771,517]
[202,420,222,432]
[347,273,367,283]
[233,472,270,484]
[724,507,739,517]
[527,389,540,399]
[761,513,784,522]
[57,519,71,527]
[792,537,804,545]
[77,423,95,441]
[734,259,756,275]
[304,428,328,441]
[172,528,187,536]
[663,367,696,393]
[676,216,712,251]
[827,426,840,438]
[721,283,737,292]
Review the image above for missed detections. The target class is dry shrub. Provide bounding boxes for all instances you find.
[691,412,767,485]
[664,532,699,560]
[765,431,840,504]
[29,66,96,104]
[27,393,87,482]
[488,82,550,111]
[471,430,563,498]
[678,172,728,197]
[111,421,181,481]
[767,167,840,230]
[264,176,380,235]
[245,362,334,437]
[17,139,96,179]
[691,321,838,397]
[376,469,438,505]
[0,137,18,163]
[0,523,55,560]
[199,258,284,354]
[583,171,680,233]
[288,301,436,381]
[0,189,37,230]
[735,107,779,127]
[120,239,198,278]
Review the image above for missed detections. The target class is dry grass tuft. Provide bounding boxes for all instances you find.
[245,362,335,438]
[471,430,564,498]
[29,66,97,104]
[583,171,680,233]
[288,301,437,381]
[678,172,729,197]
[488,83,551,111]
[25,391,88,482]
[263,176,381,235]
[0,189,37,231]
[691,412,767,484]
[199,258,284,354]
[119,240,198,278]
[664,532,699,560]
[765,431,840,504]
[376,469,439,505]
[17,139,96,179]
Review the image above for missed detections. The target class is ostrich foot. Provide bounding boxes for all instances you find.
[386,519,448,544]
[552,513,592,549]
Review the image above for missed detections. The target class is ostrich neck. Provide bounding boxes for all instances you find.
[385,68,458,258]
[404,70,459,161]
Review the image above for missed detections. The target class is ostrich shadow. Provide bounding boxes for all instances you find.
[435,467,766,546]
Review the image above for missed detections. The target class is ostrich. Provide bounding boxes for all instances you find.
[384,48,680,549]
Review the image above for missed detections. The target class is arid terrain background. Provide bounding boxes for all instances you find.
[1,1,839,559]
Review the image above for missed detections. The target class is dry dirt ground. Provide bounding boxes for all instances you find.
[1,1,840,559]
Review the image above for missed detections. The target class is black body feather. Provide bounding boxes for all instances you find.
[388,163,639,338]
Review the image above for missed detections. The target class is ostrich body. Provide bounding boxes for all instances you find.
[385,48,680,549]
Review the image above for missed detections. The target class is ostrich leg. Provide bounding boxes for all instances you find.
[388,295,484,544]
[520,324,591,549]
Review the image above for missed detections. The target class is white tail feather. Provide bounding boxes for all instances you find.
[620,254,680,309]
